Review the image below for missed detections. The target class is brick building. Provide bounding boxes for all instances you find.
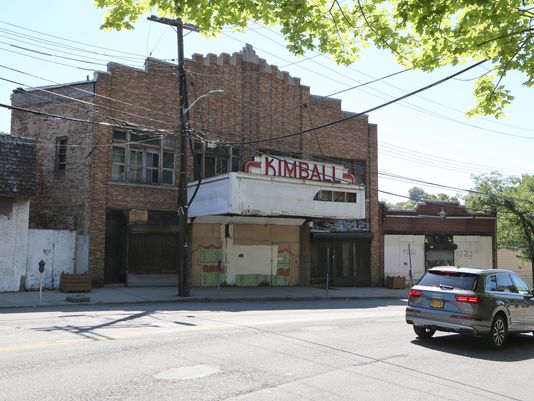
[11,45,381,287]
[381,201,497,284]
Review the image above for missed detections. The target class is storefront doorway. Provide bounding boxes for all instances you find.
[311,239,371,287]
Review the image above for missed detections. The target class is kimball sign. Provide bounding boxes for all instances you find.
[245,155,355,184]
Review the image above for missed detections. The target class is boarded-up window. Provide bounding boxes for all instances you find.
[55,136,67,170]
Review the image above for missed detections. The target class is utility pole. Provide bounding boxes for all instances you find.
[148,15,198,297]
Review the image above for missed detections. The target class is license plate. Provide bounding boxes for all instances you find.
[430,299,444,308]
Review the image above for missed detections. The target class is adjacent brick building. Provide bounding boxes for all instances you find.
[11,45,381,287]
[380,201,497,284]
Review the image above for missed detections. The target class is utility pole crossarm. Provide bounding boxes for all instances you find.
[147,15,199,31]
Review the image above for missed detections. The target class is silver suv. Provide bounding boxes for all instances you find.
[405,266,534,348]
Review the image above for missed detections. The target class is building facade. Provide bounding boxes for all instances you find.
[11,45,381,287]
[0,135,36,291]
[381,201,497,284]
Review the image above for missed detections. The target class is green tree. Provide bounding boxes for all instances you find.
[408,186,426,201]
[95,0,534,117]
[386,186,458,209]
[465,172,534,285]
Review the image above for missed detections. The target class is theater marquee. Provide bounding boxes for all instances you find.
[245,155,356,184]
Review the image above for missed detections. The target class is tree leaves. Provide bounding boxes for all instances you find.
[466,172,534,283]
[94,0,533,117]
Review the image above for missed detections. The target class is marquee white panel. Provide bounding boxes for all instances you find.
[188,172,365,219]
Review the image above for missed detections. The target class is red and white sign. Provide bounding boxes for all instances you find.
[245,155,355,184]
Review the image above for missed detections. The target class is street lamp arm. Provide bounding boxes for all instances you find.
[183,89,224,114]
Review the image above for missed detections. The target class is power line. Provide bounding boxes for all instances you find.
[253,22,534,135]
[0,101,177,136]
[0,33,131,65]
[6,95,530,208]
[379,141,534,174]
[0,40,110,67]
[0,20,147,58]
[216,59,490,146]
[0,63,182,124]
[226,28,534,141]
[0,75,180,129]
[240,151,533,209]
[188,67,409,134]
[0,46,99,72]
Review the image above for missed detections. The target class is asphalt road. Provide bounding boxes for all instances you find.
[1,299,533,401]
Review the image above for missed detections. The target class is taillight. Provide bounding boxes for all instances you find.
[409,289,422,297]
[455,295,481,304]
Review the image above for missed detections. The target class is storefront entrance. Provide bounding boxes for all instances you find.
[311,239,371,287]
[104,209,179,286]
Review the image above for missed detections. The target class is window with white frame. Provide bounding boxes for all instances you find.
[111,130,176,186]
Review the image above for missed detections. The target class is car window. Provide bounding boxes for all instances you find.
[486,275,498,292]
[417,271,478,290]
[496,273,517,293]
[511,273,530,295]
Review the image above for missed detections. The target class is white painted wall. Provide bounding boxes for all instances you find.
[384,235,493,287]
[0,198,30,292]
[226,245,276,285]
[454,235,493,268]
[25,230,89,290]
[384,235,425,283]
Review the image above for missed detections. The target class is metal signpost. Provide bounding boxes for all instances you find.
[38,260,45,303]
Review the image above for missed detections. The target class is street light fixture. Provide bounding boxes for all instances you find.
[184,90,224,114]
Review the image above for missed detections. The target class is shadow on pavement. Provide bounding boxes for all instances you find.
[412,332,534,362]
[2,298,408,315]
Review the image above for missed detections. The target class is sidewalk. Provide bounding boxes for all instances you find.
[0,286,409,309]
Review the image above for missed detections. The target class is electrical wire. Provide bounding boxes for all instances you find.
[0,63,181,124]
[253,22,534,135]
[379,141,534,174]
[0,20,147,59]
[222,28,534,141]
[214,59,490,146]
[0,75,181,129]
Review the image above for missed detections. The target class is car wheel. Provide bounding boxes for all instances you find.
[413,326,435,339]
[486,314,507,349]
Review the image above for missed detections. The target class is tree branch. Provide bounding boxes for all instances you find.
[477,27,534,47]
[488,32,534,102]
[355,0,411,65]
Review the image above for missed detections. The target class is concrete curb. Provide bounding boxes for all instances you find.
[0,295,408,310]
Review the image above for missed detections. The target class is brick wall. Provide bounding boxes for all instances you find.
[11,84,93,233]
[382,202,496,235]
[11,44,380,286]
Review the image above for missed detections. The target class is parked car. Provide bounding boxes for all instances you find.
[405,266,534,348]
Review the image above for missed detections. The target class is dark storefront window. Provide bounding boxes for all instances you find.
[313,190,357,203]
[193,141,241,179]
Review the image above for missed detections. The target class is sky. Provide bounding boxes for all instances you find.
[1,1,533,204]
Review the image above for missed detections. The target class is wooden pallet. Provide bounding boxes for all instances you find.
[60,273,92,292]
[386,276,406,289]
